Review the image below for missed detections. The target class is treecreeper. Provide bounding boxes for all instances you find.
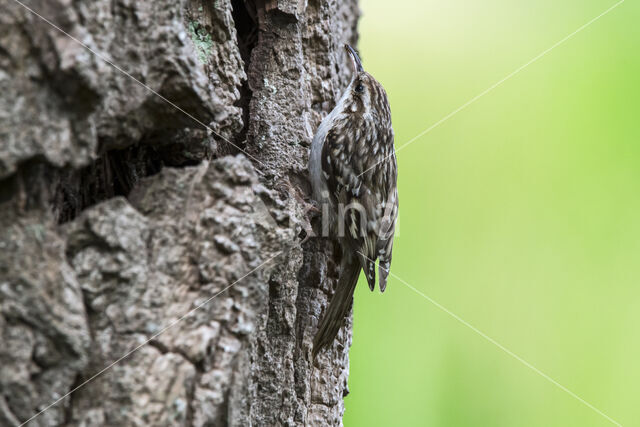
[309,44,398,358]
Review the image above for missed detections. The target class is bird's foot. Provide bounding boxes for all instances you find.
[299,199,321,244]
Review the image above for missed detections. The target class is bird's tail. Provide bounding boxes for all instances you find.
[312,258,361,359]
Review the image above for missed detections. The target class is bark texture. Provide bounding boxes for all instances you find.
[0,0,359,425]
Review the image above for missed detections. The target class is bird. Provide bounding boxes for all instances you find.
[309,44,398,359]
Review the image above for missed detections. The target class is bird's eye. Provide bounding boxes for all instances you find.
[355,83,364,93]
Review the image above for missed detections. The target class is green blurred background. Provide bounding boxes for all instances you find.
[345,0,640,425]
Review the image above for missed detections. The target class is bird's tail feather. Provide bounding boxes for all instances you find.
[312,259,361,359]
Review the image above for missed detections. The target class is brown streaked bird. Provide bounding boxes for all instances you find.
[309,44,398,359]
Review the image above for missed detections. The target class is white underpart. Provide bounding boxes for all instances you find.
[309,79,355,204]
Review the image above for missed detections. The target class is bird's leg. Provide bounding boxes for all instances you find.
[299,198,321,244]
[278,179,321,244]
[303,197,321,217]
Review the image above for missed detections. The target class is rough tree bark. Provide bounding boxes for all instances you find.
[0,0,360,425]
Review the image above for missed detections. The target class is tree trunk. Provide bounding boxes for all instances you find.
[0,0,359,425]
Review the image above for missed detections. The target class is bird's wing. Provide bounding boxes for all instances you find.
[375,155,398,293]
[370,129,398,293]
[321,122,398,292]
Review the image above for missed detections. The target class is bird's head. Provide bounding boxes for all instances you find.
[344,44,391,124]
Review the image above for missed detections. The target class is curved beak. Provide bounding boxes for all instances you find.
[345,44,364,73]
